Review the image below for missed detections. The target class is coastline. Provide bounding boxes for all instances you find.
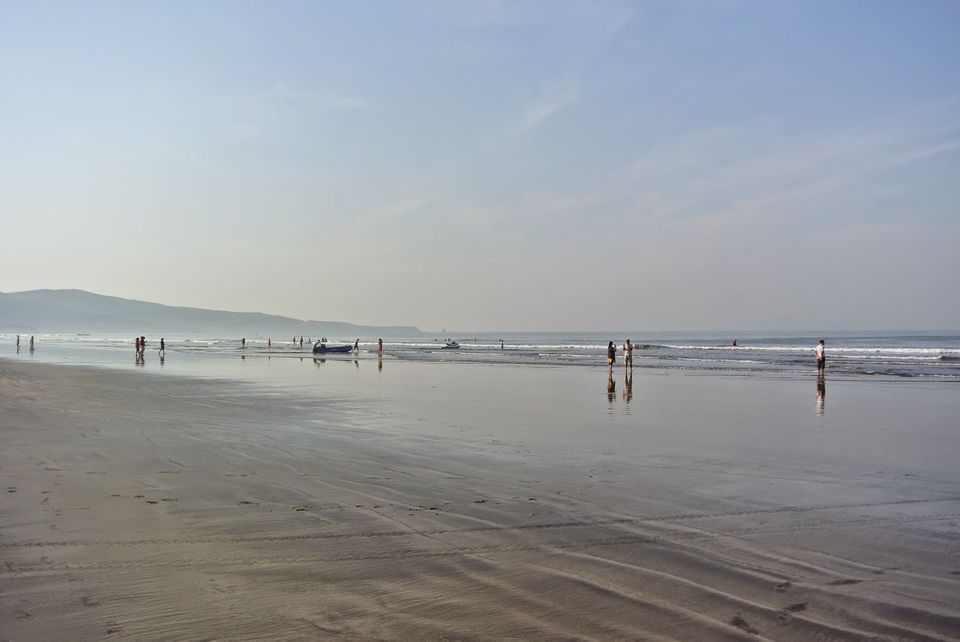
[2,358,958,640]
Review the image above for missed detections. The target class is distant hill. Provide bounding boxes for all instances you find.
[0,289,424,337]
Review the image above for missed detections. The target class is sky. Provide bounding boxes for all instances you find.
[1,0,958,332]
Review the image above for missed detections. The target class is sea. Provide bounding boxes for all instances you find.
[4,330,960,380]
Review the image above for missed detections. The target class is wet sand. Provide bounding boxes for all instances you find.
[1,359,959,640]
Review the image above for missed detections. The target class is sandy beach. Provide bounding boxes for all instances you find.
[2,358,959,640]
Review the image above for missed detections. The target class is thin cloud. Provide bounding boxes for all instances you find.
[609,100,960,231]
[515,81,580,133]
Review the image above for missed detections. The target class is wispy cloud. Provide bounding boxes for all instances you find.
[515,80,580,134]
[606,100,960,231]
[358,193,436,226]
[493,98,960,241]
[211,85,370,143]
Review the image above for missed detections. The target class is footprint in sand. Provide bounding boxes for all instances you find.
[776,604,807,625]
[774,581,791,592]
[730,615,759,634]
[81,596,101,607]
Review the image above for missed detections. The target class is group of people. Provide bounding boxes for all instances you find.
[606,338,828,371]
[606,339,634,370]
[253,337,378,354]
[134,336,165,362]
[15,335,35,352]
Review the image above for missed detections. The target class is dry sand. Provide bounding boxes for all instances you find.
[1,360,959,641]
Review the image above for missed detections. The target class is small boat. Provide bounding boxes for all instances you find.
[443,341,460,349]
[313,342,355,354]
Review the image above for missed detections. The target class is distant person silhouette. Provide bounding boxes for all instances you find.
[241,337,246,348]
[815,339,826,373]
[354,339,359,352]
[607,341,616,369]
[30,335,35,351]
[623,339,633,369]
[159,338,165,358]
[377,338,383,355]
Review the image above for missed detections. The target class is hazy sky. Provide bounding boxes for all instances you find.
[2,1,958,331]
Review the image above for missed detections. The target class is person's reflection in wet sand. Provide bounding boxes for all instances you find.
[607,372,616,402]
[378,357,383,372]
[623,370,633,404]
[314,358,326,367]
[816,373,826,416]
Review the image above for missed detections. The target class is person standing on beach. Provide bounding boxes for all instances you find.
[623,339,633,369]
[140,337,146,358]
[500,338,504,350]
[299,336,303,348]
[241,337,246,348]
[377,338,383,355]
[29,336,35,351]
[159,338,165,358]
[354,339,359,352]
[607,341,616,369]
[815,339,826,373]
[267,338,271,349]
[16,335,20,350]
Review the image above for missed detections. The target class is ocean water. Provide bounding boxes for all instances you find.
[3,330,959,380]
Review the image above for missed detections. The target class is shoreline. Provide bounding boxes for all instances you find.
[2,359,958,640]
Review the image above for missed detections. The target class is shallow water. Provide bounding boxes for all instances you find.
[5,330,960,379]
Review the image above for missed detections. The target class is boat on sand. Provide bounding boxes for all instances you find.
[313,342,355,354]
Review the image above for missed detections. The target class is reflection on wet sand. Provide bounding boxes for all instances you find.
[624,371,633,404]
[817,374,826,416]
[607,372,616,402]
